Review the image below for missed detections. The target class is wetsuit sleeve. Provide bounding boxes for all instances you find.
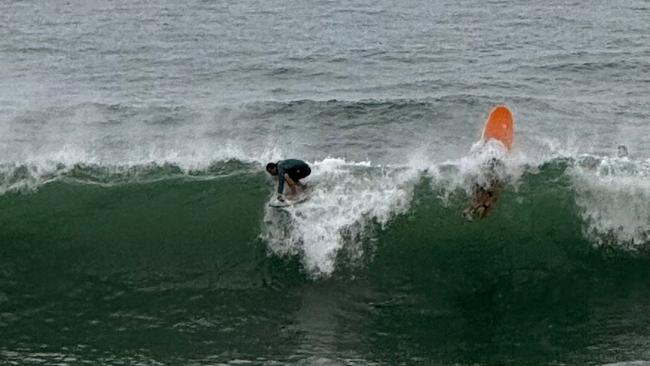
[277,166,286,194]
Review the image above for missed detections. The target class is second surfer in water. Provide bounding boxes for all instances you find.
[463,105,514,221]
[463,157,506,220]
[266,159,311,202]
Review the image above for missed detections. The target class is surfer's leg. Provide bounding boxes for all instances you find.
[284,174,298,195]
[293,165,310,190]
[476,186,504,219]
[464,186,491,220]
[476,203,490,218]
[288,170,309,193]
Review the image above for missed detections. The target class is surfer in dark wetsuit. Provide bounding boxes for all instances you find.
[266,159,311,202]
[463,158,505,220]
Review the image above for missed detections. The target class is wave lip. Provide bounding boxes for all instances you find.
[1,153,649,279]
[259,153,650,278]
[572,155,650,249]
[0,160,261,194]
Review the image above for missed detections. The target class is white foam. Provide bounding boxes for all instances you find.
[428,139,529,198]
[571,155,650,249]
[261,158,418,277]
[0,135,287,194]
[0,162,69,194]
[0,100,294,193]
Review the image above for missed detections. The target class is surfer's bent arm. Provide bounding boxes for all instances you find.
[277,167,286,194]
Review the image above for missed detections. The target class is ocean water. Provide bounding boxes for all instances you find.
[1,0,649,364]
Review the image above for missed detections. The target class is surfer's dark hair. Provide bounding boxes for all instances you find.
[266,162,277,174]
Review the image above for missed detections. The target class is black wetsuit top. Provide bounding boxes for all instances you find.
[277,159,311,194]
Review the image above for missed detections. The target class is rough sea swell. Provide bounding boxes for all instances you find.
[2,157,650,364]
[2,156,648,283]
[2,0,650,362]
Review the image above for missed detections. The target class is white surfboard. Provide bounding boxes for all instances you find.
[268,184,315,208]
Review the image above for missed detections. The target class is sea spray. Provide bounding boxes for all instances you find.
[572,155,650,249]
[261,158,418,276]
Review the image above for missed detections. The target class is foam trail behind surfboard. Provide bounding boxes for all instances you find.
[261,158,418,277]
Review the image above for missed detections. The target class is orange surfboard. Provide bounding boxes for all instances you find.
[481,105,514,151]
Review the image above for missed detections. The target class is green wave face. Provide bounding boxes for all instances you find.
[1,159,649,365]
[0,170,271,288]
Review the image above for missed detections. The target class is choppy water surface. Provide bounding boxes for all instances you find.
[1,0,649,364]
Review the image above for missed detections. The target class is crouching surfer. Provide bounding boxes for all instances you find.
[266,159,311,203]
